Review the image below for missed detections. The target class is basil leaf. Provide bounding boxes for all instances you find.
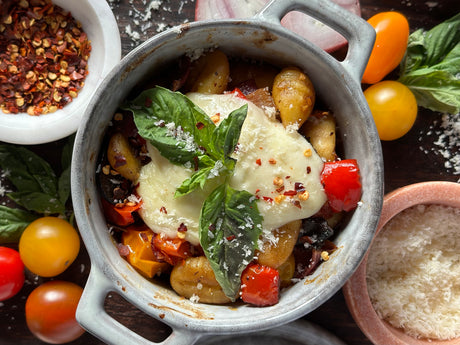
[175,158,220,198]
[212,104,248,157]
[399,69,460,114]
[124,86,218,165]
[7,191,65,215]
[399,13,460,114]
[200,184,263,300]
[0,205,39,243]
[0,145,58,195]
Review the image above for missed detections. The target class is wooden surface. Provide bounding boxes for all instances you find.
[1,0,459,344]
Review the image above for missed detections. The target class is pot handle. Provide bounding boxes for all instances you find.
[76,266,201,345]
[255,0,375,84]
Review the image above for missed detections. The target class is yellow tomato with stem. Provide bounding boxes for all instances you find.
[19,217,80,277]
[364,80,418,141]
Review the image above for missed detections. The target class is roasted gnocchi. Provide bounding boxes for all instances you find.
[98,50,361,307]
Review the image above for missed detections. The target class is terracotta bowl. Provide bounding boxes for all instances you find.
[343,181,460,345]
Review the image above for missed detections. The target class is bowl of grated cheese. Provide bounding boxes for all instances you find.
[343,181,460,345]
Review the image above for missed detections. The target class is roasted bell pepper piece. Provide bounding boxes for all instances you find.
[152,234,192,266]
[121,227,169,278]
[101,197,142,226]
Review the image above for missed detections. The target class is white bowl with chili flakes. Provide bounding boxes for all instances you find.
[0,0,121,145]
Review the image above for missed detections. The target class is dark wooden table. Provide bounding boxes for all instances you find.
[1,0,458,344]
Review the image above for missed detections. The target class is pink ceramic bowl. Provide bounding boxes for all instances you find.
[343,181,460,345]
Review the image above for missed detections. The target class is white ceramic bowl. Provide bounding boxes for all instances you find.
[343,181,460,345]
[71,0,383,344]
[0,0,121,145]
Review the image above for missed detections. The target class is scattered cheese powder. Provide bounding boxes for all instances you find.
[366,204,460,340]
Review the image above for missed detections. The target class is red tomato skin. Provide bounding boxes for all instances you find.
[240,263,280,307]
[362,12,409,84]
[25,281,85,344]
[321,160,362,212]
[0,246,25,301]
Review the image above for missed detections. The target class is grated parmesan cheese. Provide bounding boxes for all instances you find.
[366,204,460,340]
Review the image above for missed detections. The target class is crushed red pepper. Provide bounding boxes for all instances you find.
[0,0,91,115]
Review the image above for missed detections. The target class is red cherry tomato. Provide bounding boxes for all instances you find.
[321,159,362,213]
[240,263,280,306]
[362,12,409,84]
[0,246,25,301]
[25,280,85,344]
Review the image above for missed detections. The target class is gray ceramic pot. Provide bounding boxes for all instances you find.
[71,0,383,344]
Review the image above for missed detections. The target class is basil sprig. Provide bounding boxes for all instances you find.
[398,13,460,114]
[0,136,74,243]
[200,184,262,299]
[124,86,263,299]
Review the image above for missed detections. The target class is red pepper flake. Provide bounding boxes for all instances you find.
[292,200,302,209]
[295,182,305,192]
[255,158,262,166]
[283,190,297,196]
[226,235,236,241]
[306,166,312,174]
[268,158,277,165]
[231,88,246,99]
[263,196,274,203]
[178,223,188,232]
[196,122,205,129]
[160,206,167,214]
[0,0,92,115]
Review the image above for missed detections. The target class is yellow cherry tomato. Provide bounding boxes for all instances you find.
[364,80,417,141]
[19,217,80,277]
[362,12,409,84]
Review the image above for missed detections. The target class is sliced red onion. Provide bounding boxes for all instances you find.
[195,0,361,52]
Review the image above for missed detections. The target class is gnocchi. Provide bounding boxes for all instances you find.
[98,51,359,307]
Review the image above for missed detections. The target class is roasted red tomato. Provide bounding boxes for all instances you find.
[25,280,85,344]
[362,11,409,84]
[321,159,362,212]
[0,246,25,301]
[240,263,280,306]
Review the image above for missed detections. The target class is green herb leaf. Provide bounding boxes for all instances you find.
[0,205,39,244]
[0,144,58,195]
[124,86,218,165]
[398,13,460,114]
[212,104,248,158]
[0,142,72,217]
[200,184,262,300]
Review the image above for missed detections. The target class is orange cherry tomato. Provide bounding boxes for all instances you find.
[25,281,85,344]
[362,12,409,84]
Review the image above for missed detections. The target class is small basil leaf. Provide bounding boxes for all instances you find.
[212,104,248,157]
[200,184,263,300]
[0,205,39,244]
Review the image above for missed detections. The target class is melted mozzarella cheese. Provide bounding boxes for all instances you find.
[137,92,326,246]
